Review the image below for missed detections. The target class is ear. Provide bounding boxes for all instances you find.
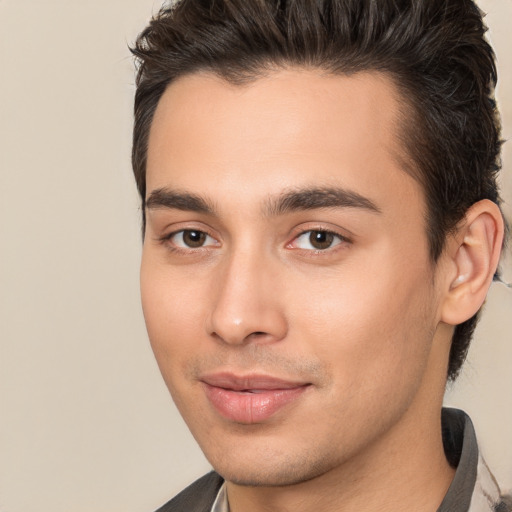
[440,199,504,325]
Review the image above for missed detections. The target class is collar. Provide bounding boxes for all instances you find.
[210,482,228,512]
[438,408,504,512]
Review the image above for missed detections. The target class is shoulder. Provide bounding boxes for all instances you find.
[154,472,224,512]
[440,408,511,512]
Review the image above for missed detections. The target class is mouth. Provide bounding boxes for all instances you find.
[200,373,311,424]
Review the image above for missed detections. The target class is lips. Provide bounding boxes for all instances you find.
[200,373,310,424]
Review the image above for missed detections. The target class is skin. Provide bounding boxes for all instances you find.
[141,69,460,512]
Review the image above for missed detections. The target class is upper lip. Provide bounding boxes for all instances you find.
[200,372,310,391]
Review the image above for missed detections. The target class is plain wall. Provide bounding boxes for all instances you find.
[0,1,510,511]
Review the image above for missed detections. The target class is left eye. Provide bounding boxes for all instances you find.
[291,230,344,250]
[169,229,218,249]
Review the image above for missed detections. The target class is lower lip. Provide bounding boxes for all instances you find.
[202,383,309,423]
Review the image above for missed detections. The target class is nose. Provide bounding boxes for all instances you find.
[206,250,288,346]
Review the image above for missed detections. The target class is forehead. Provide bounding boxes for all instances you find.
[146,68,422,220]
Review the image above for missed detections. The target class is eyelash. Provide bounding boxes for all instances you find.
[158,227,350,254]
[159,229,219,252]
[287,229,349,252]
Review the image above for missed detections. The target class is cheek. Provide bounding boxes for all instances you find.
[140,254,206,368]
[140,260,211,421]
[287,262,436,388]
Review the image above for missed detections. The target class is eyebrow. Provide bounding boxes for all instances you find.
[146,188,216,214]
[145,186,381,216]
[265,187,381,216]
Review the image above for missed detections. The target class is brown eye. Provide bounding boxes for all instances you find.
[169,229,218,249]
[290,230,345,251]
[309,231,335,250]
[182,230,207,248]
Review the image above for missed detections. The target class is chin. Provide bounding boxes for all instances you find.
[207,446,336,487]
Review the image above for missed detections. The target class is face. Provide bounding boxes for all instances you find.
[141,69,449,486]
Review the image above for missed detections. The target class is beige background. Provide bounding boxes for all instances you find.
[0,1,510,511]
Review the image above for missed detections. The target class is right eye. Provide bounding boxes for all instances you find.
[288,229,347,252]
[167,229,219,249]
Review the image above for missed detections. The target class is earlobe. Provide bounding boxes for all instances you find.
[441,199,504,326]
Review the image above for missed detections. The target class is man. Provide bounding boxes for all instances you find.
[131,1,509,511]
